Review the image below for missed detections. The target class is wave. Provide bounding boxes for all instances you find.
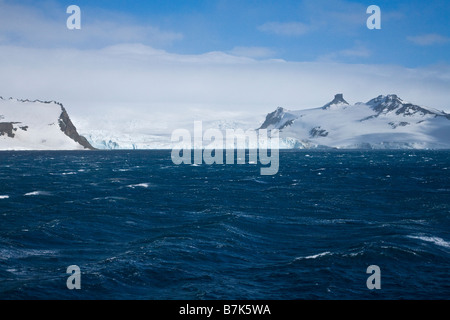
[49,172,77,176]
[242,178,268,184]
[0,195,9,199]
[113,168,132,172]
[293,247,369,262]
[24,191,52,196]
[0,248,59,260]
[93,196,129,201]
[407,235,450,249]
[127,183,151,189]
[294,251,333,261]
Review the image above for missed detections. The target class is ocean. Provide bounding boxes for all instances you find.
[0,150,449,300]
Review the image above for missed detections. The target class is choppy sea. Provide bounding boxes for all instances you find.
[0,150,449,299]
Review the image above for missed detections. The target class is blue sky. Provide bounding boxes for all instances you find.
[1,0,450,67]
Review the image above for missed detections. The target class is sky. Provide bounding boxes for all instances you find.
[0,0,449,134]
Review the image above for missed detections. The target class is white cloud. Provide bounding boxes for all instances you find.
[299,0,366,34]
[258,22,310,36]
[299,0,404,36]
[318,44,371,61]
[0,43,449,138]
[407,34,450,46]
[0,1,183,48]
[339,47,371,58]
[229,46,276,59]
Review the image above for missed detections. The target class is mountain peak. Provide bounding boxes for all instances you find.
[322,94,349,110]
[274,106,286,114]
[259,106,296,130]
[367,94,404,106]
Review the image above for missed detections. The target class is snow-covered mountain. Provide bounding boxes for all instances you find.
[260,94,450,149]
[7,93,447,151]
[0,97,94,150]
[80,93,450,150]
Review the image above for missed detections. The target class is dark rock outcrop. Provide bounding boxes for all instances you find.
[0,122,15,138]
[310,126,329,138]
[259,107,290,129]
[322,94,349,110]
[367,95,450,119]
[58,106,95,150]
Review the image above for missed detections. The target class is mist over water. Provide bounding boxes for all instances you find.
[0,150,449,299]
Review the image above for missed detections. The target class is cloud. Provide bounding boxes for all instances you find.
[339,47,371,58]
[0,1,183,48]
[298,0,366,34]
[318,43,371,62]
[229,46,276,59]
[258,22,310,36]
[299,0,404,35]
[407,34,450,46]
[1,43,449,137]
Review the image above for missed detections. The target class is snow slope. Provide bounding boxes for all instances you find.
[260,94,450,149]
[79,93,450,150]
[81,118,265,150]
[0,98,94,150]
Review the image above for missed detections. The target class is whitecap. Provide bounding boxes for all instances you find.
[50,172,76,176]
[342,250,365,258]
[93,196,128,201]
[24,191,52,196]
[127,183,150,189]
[0,195,9,199]
[408,235,450,249]
[295,251,332,261]
[0,248,59,260]
[252,179,268,184]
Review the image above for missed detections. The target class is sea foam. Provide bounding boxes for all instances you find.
[408,235,450,249]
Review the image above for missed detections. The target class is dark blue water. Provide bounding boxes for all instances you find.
[0,150,449,300]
